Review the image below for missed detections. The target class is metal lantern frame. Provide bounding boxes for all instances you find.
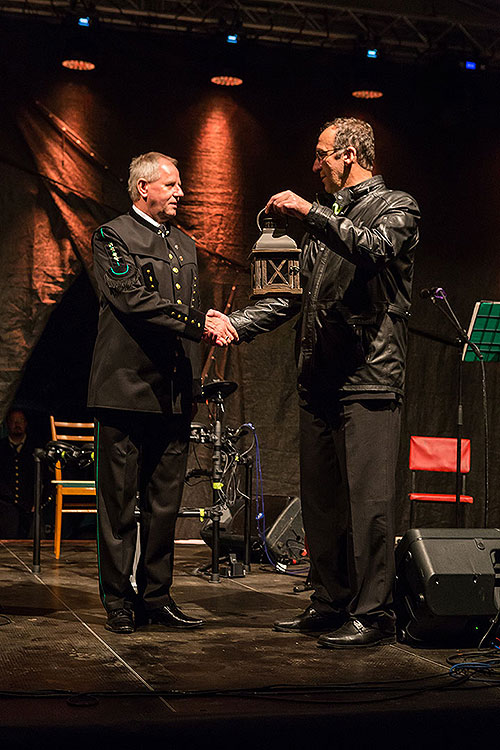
[250,209,302,299]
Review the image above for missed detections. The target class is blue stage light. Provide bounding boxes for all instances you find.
[78,16,90,27]
[465,60,477,70]
[367,48,378,59]
[226,33,239,44]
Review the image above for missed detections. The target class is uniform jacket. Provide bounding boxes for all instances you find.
[0,437,35,511]
[229,175,420,398]
[88,210,205,415]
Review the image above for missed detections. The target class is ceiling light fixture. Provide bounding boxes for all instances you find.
[352,89,383,99]
[210,75,243,86]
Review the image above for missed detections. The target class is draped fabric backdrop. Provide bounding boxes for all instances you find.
[1,20,499,535]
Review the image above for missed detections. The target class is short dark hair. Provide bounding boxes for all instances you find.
[6,408,27,428]
[321,118,375,170]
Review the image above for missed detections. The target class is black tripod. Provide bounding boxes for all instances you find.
[180,380,254,582]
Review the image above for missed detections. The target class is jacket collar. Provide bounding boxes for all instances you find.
[128,207,171,236]
[319,174,385,212]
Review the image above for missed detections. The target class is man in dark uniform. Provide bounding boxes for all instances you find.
[88,151,237,633]
[0,409,35,538]
[221,118,420,648]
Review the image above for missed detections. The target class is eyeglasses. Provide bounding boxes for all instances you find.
[314,147,344,163]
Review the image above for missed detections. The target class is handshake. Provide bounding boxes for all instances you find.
[203,309,239,347]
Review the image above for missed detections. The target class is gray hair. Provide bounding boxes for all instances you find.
[321,118,375,170]
[128,152,178,201]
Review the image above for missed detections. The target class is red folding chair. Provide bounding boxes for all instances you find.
[409,436,473,527]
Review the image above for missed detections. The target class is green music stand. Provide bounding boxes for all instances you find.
[462,301,500,363]
[461,300,500,527]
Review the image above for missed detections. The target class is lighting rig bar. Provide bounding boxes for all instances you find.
[2,1,500,66]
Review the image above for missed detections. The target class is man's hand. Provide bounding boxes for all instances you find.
[265,190,312,220]
[203,309,239,347]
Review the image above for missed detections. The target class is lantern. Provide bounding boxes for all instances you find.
[250,210,302,299]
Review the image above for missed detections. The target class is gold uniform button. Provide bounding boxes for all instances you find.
[177,299,182,304]
[172,267,179,274]
[175,283,181,290]
[169,253,173,259]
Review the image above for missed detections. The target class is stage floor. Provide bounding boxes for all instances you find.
[1,540,499,749]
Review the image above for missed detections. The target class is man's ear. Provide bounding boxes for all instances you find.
[137,178,148,200]
[343,146,357,165]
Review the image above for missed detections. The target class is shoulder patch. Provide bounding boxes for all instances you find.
[101,233,129,277]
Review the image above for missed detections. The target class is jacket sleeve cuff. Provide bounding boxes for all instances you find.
[304,202,334,231]
[168,306,205,341]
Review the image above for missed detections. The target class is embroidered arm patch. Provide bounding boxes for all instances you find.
[104,239,129,277]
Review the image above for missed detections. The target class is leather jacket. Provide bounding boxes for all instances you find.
[229,175,420,398]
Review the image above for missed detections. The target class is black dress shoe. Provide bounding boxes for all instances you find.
[145,598,204,629]
[105,608,135,634]
[317,617,395,648]
[274,606,346,633]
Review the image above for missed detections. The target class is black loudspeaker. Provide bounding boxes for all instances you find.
[200,495,305,563]
[265,496,305,561]
[395,528,500,646]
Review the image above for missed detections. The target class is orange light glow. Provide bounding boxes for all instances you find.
[61,59,95,71]
[180,94,247,273]
[351,89,383,99]
[210,75,243,87]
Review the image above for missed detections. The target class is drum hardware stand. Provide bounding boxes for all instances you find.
[32,441,94,573]
[180,379,254,582]
[32,448,44,573]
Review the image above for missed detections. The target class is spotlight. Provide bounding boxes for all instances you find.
[210,33,245,86]
[458,58,485,71]
[352,89,383,99]
[60,7,98,71]
[367,48,378,59]
[211,75,243,87]
[62,59,95,71]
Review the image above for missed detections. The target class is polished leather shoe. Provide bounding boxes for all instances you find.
[105,608,135,634]
[274,606,346,633]
[145,598,204,629]
[317,617,395,648]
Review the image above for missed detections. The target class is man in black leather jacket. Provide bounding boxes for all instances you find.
[215,118,420,647]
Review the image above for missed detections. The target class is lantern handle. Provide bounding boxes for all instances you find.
[256,207,289,232]
[256,207,267,232]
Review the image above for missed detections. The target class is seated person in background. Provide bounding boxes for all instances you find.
[0,408,36,538]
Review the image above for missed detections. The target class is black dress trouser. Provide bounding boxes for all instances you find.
[95,409,190,613]
[299,397,401,622]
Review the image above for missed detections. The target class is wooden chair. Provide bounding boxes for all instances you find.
[409,435,473,527]
[49,417,96,559]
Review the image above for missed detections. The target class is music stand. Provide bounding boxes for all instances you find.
[424,290,488,527]
[462,301,500,527]
[462,301,500,363]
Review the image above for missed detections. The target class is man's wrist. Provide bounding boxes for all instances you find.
[304,202,332,230]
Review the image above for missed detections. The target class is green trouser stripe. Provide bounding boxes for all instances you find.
[95,420,105,605]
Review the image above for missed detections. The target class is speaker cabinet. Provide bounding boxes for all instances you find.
[265,496,304,561]
[200,495,304,563]
[395,528,500,645]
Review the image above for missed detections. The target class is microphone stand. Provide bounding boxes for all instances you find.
[425,289,484,527]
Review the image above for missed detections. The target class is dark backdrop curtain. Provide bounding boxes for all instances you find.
[1,19,499,535]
